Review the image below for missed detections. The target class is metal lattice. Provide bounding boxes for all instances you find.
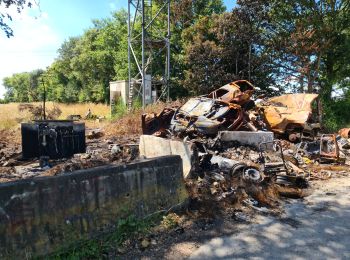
[127,0,171,110]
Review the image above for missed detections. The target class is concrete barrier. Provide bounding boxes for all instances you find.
[0,156,187,258]
[139,135,195,178]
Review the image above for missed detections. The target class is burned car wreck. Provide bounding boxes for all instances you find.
[140,80,349,203]
[142,80,256,138]
[142,81,321,142]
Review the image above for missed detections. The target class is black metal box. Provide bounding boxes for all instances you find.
[21,120,86,159]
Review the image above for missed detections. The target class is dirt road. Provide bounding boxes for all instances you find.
[189,176,350,260]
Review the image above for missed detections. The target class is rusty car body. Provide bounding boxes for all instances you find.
[207,80,255,106]
[170,97,244,137]
[259,93,320,142]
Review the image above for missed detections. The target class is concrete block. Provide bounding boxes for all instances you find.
[139,135,194,178]
[219,131,274,150]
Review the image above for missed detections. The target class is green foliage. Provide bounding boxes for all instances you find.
[0,0,34,37]
[111,97,143,119]
[48,213,163,259]
[111,98,127,119]
[182,8,274,95]
[131,98,142,110]
[323,98,350,132]
[3,69,44,102]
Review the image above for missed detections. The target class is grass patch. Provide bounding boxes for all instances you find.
[45,213,163,259]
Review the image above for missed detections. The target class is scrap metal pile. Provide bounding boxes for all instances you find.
[141,80,350,208]
[142,80,322,142]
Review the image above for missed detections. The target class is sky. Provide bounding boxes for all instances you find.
[0,0,236,98]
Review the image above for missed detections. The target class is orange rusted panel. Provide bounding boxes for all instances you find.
[207,80,254,105]
[262,93,319,134]
[338,128,350,138]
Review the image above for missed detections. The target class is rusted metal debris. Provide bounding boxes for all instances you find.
[319,134,339,163]
[339,128,350,138]
[141,79,350,167]
[142,81,321,142]
[141,107,175,136]
[257,93,321,142]
[142,80,257,138]
[139,79,350,210]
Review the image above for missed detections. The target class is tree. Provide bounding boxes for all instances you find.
[264,0,350,97]
[170,0,226,97]
[0,0,34,37]
[182,4,274,95]
[3,69,44,102]
[42,10,129,103]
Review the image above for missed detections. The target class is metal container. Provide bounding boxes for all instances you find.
[21,120,86,159]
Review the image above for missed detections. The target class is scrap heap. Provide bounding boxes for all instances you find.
[141,80,350,209]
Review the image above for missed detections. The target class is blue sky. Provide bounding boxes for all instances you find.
[0,0,236,97]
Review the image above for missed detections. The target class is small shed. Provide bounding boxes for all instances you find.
[110,80,129,105]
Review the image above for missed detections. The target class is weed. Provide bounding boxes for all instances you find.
[0,102,110,130]
[160,213,181,229]
[111,98,127,119]
[46,213,163,259]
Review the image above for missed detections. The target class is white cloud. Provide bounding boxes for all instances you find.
[0,3,61,98]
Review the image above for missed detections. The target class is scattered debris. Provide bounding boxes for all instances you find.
[142,80,256,138]
[87,129,105,139]
[1,80,349,247]
[338,128,350,138]
[84,108,99,120]
[139,81,349,216]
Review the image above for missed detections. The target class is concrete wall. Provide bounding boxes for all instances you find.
[139,135,195,179]
[0,156,187,258]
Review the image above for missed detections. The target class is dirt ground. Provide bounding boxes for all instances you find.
[118,174,350,260]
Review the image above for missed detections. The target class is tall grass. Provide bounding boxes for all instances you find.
[0,101,182,139]
[0,102,110,130]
